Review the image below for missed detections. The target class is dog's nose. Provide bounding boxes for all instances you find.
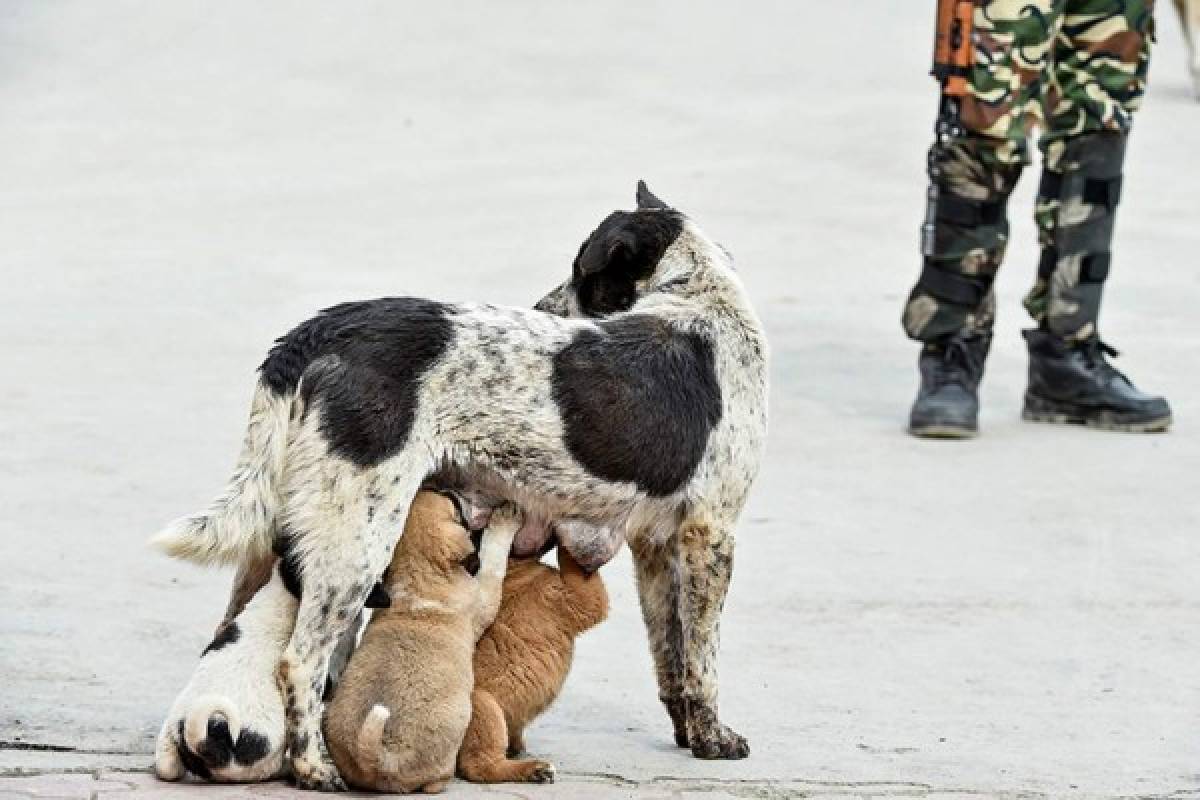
[534,281,571,316]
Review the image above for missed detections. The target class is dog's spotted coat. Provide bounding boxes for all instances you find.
[154,183,768,790]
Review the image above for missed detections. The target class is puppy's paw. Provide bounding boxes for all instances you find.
[480,506,525,564]
[486,504,524,538]
[528,761,556,784]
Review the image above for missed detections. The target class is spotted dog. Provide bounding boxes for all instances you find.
[153,182,768,790]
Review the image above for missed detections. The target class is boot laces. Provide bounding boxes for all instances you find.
[1080,337,1129,384]
[933,336,982,389]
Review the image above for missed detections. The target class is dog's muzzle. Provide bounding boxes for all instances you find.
[534,280,572,316]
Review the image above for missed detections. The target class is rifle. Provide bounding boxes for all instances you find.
[932,0,974,98]
[922,0,976,257]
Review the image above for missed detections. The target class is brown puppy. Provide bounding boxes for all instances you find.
[323,491,519,794]
[457,546,609,784]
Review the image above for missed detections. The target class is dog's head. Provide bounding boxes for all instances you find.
[389,491,480,584]
[535,181,688,318]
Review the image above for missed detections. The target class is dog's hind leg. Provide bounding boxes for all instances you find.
[218,551,276,633]
[457,689,555,784]
[630,531,690,749]
[676,513,748,760]
[276,435,427,791]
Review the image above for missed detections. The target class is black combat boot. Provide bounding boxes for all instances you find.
[908,331,991,438]
[1022,328,1172,432]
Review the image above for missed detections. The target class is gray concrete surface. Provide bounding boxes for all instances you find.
[2,2,1198,798]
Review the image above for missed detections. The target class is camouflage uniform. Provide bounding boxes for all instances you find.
[903,0,1155,343]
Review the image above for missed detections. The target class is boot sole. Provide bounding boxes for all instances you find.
[1022,393,1172,433]
[908,423,978,439]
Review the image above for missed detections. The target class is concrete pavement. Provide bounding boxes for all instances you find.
[2,2,1199,798]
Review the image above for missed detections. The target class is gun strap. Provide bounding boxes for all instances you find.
[1038,248,1058,279]
[917,262,991,306]
[1037,249,1112,283]
[1081,252,1112,282]
[936,193,1006,227]
[1039,171,1123,211]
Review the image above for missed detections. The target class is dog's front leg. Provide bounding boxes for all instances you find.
[629,532,690,749]
[676,514,747,760]
[472,506,522,639]
[277,581,365,793]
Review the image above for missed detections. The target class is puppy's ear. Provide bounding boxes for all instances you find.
[636,180,669,210]
[363,582,391,609]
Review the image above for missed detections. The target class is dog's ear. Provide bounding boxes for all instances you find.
[363,582,391,609]
[576,229,636,277]
[636,180,669,210]
[572,209,684,315]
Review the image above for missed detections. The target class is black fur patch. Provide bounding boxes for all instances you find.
[275,532,304,599]
[259,298,454,408]
[201,717,235,768]
[201,621,241,657]
[363,582,391,609]
[176,720,214,780]
[271,298,456,466]
[552,314,722,496]
[573,210,684,316]
[233,728,271,766]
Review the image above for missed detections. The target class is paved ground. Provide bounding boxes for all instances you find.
[2,2,1199,799]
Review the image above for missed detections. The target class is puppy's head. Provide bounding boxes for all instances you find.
[389,491,479,583]
[535,181,687,318]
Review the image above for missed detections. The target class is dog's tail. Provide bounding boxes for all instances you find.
[150,381,291,566]
[357,703,421,776]
[357,704,390,770]
[183,695,243,766]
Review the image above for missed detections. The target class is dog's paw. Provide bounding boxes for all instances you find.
[528,761,556,784]
[689,725,749,760]
[290,758,347,792]
[662,697,690,748]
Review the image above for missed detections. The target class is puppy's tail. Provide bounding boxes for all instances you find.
[150,381,291,566]
[357,703,423,777]
[357,704,393,769]
[183,695,243,766]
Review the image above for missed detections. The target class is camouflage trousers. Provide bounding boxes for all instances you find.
[903,0,1155,343]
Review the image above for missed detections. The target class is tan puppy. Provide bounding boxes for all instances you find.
[458,546,609,784]
[323,491,519,793]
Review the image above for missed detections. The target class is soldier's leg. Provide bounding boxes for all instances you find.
[903,0,1055,438]
[1020,0,1171,431]
[1176,0,1200,97]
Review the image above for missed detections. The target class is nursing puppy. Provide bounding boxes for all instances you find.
[154,562,296,783]
[458,546,608,784]
[156,562,376,783]
[322,491,520,794]
[153,182,768,789]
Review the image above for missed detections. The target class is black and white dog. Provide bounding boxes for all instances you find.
[154,183,768,790]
